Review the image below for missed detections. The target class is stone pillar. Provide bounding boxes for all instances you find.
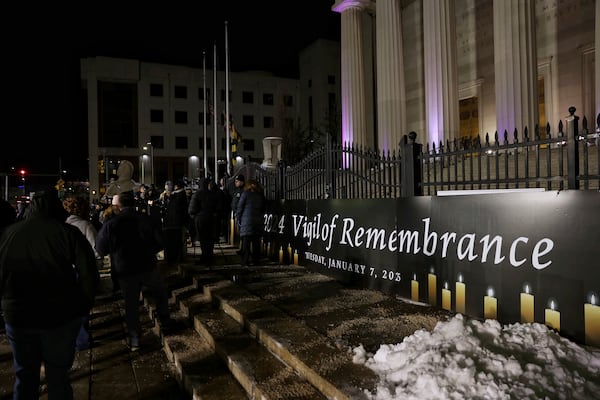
[333,0,373,150]
[596,0,600,121]
[493,0,538,142]
[376,0,406,153]
[261,137,283,169]
[423,0,460,148]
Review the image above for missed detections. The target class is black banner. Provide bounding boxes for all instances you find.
[264,191,600,346]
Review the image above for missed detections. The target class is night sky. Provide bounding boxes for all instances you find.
[3,2,340,179]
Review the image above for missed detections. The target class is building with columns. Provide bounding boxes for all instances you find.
[332,0,597,152]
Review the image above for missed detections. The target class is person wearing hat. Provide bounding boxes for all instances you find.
[230,174,245,254]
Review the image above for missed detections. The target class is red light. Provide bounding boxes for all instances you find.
[19,169,26,176]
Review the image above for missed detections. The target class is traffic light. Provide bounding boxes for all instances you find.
[19,169,26,176]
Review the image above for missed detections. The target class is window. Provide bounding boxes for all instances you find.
[97,81,138,148]
[263,116,274,129]
[308,96,313,128]
[150,135,164,149]
[220,138,227,151]
[284,118,294,130]
[327,75,336,85]
[150,83,163,97]
[150,109,164,123]
[328,93,336,114]
[220,89,232,102]
[198,112,211,125]
[175,136,188,149]
[263,93,274,105]
[242,91,254,104]
[283,95,293,107]
[198,88,210,100]
[242,139,255,151]
[198,137,212,150]
[175,111,188,124]
[174,85,187,99]
[242,115,254,128]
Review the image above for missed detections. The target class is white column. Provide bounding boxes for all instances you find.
[376,0,406,154]
[423,0,460,149]
[493,0,538,142]
[333,0,372,150]
[596,0,600,122]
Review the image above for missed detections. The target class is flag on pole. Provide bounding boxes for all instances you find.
[230,122,242,164]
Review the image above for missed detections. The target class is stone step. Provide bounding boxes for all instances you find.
[192,301,327,400]
[150,273,326,399]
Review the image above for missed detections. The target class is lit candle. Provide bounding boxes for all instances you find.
[484,287,497,320]
[545,299,560,332]
[455,274,465,314]
[442,282,451,311]
[411,275,419,302]
[293,250,299,266]
[229,218,235,244]
[278,246,284,265]
[584,294,599,347]
[520,284,534,323]
[428,272,437,306]
[288,244,292,262]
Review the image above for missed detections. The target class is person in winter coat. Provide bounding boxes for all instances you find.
[236,179,266,266]
[161,179,189,264]
[63,196,101,351]
[95,191,173,351]
[0,188,99,399]
[188,178,221,265]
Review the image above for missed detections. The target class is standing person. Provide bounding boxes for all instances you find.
[0,188,99,400]
[63,196,102,351]
[0,198,16,235]
[230,174,245,254]
[218,176,232,243]
[161,179,189,264]
[95,191,173,351]
[188,178,221,266]
[236,179,266,266]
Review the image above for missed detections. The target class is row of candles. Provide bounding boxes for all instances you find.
[411,272,599,347]
[259,239,299,265]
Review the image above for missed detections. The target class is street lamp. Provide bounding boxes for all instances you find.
[144,141,154,185]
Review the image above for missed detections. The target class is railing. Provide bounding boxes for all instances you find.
[234,107,599,200]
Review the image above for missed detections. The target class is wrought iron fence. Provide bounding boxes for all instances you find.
[233,107,599,200]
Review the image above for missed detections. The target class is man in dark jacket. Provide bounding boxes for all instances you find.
[0,189,99,399]
[161,179,189,264]
[188,178,221,265]
[95,191,173,351]
[236,179,266,266]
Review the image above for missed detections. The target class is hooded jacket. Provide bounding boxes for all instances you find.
[0,190,100,328]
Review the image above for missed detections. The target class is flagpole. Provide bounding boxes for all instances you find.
[213,42,218,181]
[202,51,208,178]
[225,21,232,177]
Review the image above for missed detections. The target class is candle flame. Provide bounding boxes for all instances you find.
[525,285,530,294]
[457,274,463,283]
[550,300,555,310]
[487,288,494,297]
[413,274,417,281]
[444,282,448,290]
[591,294,596,305]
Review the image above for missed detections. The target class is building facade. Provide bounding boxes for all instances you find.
[332,0,597,153]
[82,45,341,200]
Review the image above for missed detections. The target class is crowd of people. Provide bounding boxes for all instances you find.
[0,171,266,399]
